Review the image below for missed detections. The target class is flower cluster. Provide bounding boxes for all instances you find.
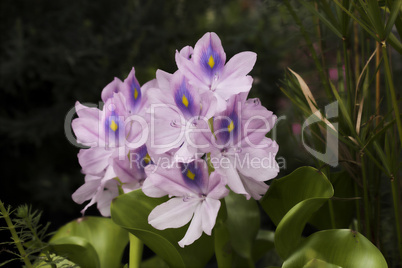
[71,32,279,247]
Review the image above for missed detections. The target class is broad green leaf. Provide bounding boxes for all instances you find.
[140,256,169,268]
[275,197,331,259]
[302,259,342,268]
[48,236,100,268]
[282,229,388,268]
[261,167,334,259]
[252,230,275,262]
[309,171,356,229]
[111,189,214,268]
[50,216,129,268]
[225,191,260,259]
[260,166,333,226]
[214,202,233,268]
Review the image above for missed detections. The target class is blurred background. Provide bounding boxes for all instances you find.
[0,0,317,266]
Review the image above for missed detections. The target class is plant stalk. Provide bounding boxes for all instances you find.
[390,175,402,261]
[354,181,362,232]
[129,233,143,268]
[375,41,381,126]
[381,43,402,144]
[360,155,372,240]
[342,39,353,115]
[0,201,33,268]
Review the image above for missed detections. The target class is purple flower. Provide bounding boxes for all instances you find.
[72,166,118,216]
[142,159,229,247]
[72,69,150,215]
[145,69,215,161]
[190,93,279,200]
[175,32,256,113]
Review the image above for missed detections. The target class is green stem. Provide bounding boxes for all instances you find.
[328,199,337,229]
[354,181,362,232]
[342,38,353,115]
[360,155,371,240]
[390,175,402,261]
[381,43,402,145]
[129,233,143,268]
[0,201,33,268]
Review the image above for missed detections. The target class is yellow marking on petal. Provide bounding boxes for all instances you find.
[228,121,234,133]
[134,88,139,99]
[186,169,195,180]
[208,55,215,68]
[182,94,189,107]
[110,120,118,132]
[144,153,151,164]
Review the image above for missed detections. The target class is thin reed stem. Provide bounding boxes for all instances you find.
[360,155,372,240]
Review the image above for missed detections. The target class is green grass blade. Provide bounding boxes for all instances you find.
[298,0,343,38]
[385,0,402,37]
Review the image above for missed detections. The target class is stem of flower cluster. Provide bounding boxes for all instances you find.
[129,233,143,268]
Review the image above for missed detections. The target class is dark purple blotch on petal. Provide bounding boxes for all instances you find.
[104,111,123,147]
[200,42,224,79]
[127,76,142,113]
[174,79,197,117]
[179,161,206,193]
[215,110,239,146]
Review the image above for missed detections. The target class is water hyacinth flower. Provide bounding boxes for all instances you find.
[142,159,229,247]
[72,166,119,216]
[146,69,215,161]
[176,32,256,113]
[189,93,279,200]
[72,69,150,214]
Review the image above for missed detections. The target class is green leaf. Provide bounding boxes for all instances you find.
[387,32,402,54]
[260,167,333,226]
[111,189,214,268]
[366,0,385,39]
[282,229,388,268]
[384,0,402,37]
[309,171,356,229]
[252,230,275,262]
[140,256,169,268]
[225,191,260,259]
[49,236,100,268]
[333,0,380,41]
[50,216,129,268]
[303,258,342,268]
[298,0,343,38]
[214,201,233,268]
[261,167,334,259]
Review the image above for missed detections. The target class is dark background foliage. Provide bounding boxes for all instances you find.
[0,0,310,266]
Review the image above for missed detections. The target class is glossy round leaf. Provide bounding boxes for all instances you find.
[260,167,333,259]
[283,229,388,268]
[50,216,129,268]
[309,171,356,229]
[49,236,100,268]
[261,166,333,226]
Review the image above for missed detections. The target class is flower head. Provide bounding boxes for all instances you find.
[176,32,257,113]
